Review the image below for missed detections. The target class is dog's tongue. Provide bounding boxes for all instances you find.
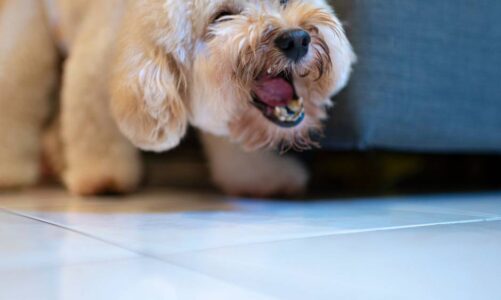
[253,75,294,107]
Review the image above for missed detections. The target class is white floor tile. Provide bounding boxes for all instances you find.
[0,258,274,300]
[0,211,137,269]
[167,220,501,300]
[2,188,501,299]
[1,191,488,255]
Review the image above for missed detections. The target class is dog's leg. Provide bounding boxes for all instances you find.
[0,0,58,189]
[61,9,142,196]
[201,133,309,197]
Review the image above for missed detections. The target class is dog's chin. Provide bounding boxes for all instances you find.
[229,102,321,152]
[250,70,306,129]
[222,64,330,151]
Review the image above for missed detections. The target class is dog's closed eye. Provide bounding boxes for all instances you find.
[212,9,239,23]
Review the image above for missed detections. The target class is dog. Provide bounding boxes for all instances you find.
[0,0,355,197]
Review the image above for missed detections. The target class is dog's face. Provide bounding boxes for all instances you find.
[188,0,355,150]
[113,0,355,152]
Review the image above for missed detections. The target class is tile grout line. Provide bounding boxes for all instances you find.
[2,207,220,270]
[5,206,501,242]
[6,206,501,255]
[1,208,161,259]
[138,216,501,299]
[1,208,206,275]
[0,207,280,298]
[0,208,271,282]
[317,217,501,236]
[162,216,501,255]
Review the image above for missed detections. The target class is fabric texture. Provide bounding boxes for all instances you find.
[324,0,501,153]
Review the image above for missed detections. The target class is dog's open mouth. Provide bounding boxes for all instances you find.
[251,71,305,128]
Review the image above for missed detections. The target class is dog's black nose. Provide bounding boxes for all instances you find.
[275,29,311,62]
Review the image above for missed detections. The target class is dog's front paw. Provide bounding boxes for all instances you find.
[64,158,142,196]
[212,154,309,198]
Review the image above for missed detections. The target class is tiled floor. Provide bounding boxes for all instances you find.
[1,188,501,300]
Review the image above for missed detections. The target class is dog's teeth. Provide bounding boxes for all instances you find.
[273,102,304,123]
[276,106,289,119]
[267,68,272,75]
[275,106,285,121]
[287,114,298,122]
[274,106,282,116]
[287,98,304,113]
[288,99,300,112]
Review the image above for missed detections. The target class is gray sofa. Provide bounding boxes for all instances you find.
[325,0,501,153]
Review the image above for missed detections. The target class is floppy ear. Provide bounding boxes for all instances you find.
[110,9,188,153]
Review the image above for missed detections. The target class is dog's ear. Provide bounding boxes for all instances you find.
[110,6,189,152]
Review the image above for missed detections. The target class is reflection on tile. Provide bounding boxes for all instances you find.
[0,188,231,213]
[168,220,501,300]
[0,189,489,255]
[391,193,501,217]
[0,258,273,300]
[0,211,136,269]
[234,192,501,219]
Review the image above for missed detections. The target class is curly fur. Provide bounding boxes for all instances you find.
[0,0,354,197]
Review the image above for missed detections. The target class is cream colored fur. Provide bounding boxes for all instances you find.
[0,0,354,197]
[0,0,57,188]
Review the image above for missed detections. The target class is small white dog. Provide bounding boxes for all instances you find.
[0,0,355,197]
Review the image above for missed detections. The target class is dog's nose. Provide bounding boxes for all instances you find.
[275,29,311,62]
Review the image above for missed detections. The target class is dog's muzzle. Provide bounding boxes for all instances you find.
[249,29,312,128]
[251,71,305,128]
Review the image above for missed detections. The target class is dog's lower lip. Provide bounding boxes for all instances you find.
[251,72,305,128]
